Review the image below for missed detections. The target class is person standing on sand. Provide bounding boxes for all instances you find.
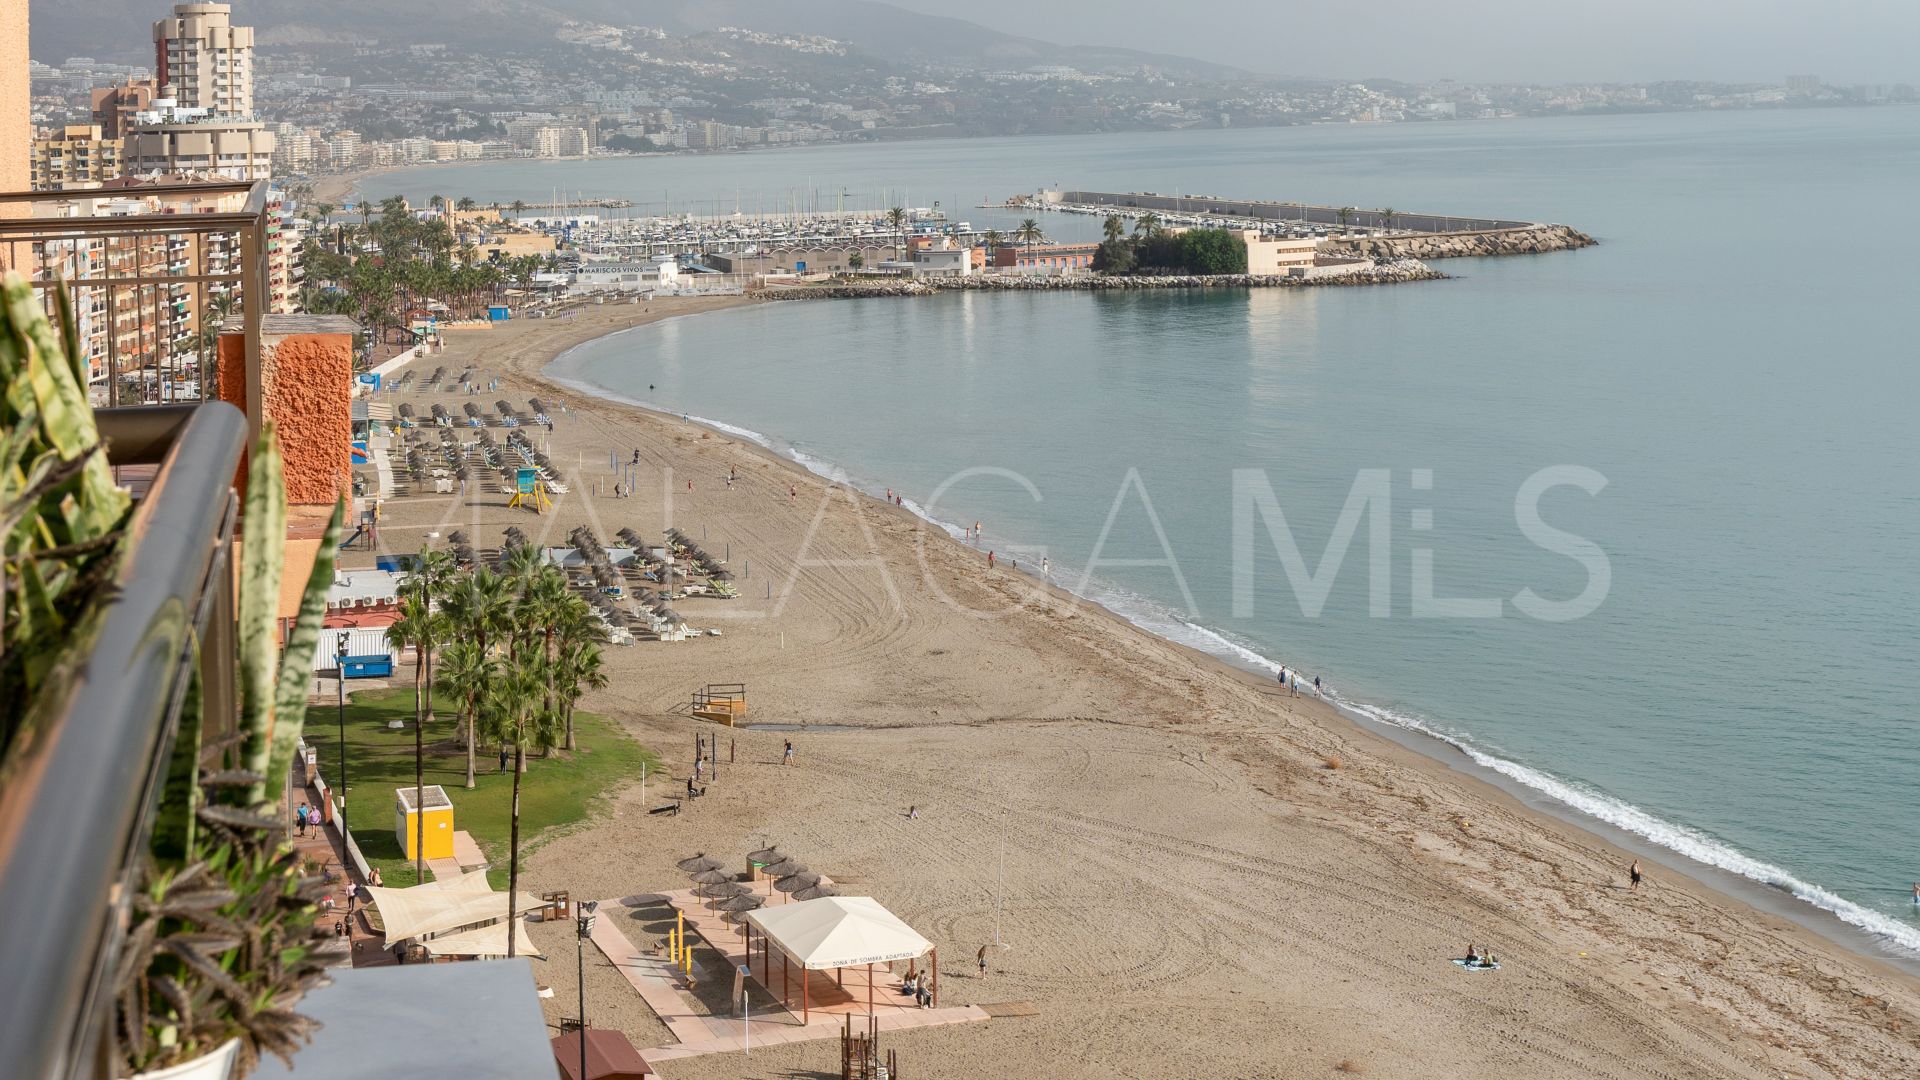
[977,943,990,977]
[1313,675,1322,696]
[1041,556,1049,580]
[789,483,796,503]
[987,551,996,570]
[783,740,794,766]
[1629,860,1644,890]
[908,805,918,819]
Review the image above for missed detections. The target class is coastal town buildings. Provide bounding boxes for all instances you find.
[31,124,123,189]
[90,77,158,138]
[992,241,1100,272]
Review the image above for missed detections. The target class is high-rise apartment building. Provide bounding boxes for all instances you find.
[126,6,271,181]
[122,100,274,180]
[32,125,124,189]
[91,77,159,138]
[152,3,254,117]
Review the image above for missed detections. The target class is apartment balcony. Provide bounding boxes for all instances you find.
[0,180,270,423]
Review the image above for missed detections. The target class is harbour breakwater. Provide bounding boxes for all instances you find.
[777,260,1447,300]
[1324,224,1596,260]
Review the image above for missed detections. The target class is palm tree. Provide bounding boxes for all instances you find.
[510,199,527,217]
[981,228,1003,258]
[1336,207,1353,234]
[1132,212,1161,238]
[388,548,455,883]
[456,196,477,211]
[1379,207,1397,233]
[847,251,864,272]
[1103,214,1126,243]
[483,656,555,959]
[1014,218,1046,251]
[548,593,604,751]
[438,566,512,786]
[557,637,606,753]
[885,206,908,262]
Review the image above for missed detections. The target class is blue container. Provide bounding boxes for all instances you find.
[489,305,511,321]
[342,655,393,678]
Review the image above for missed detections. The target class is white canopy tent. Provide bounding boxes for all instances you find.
[419,918,543,958]
[743,896,937,1022]
[365,871,547,943]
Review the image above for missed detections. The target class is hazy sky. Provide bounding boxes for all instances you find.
[887,0,1916,85]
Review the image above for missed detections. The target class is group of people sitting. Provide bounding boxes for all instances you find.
[899,968,934,1008]
[1461,943,1500,969]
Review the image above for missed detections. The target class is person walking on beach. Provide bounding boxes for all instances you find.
[1629,860,1644,891]
[977,943,990,977]
[1041,556,1050,580]
[987,550,996,570]
[1277,666,1287,693]
[908,804,919,820]
[789,483,796,504]
[1313,675,1322,696]
[783,740,794,767]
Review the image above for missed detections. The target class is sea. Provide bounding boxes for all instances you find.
[365,107,1920,959]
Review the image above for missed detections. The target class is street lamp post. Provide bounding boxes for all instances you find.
[576,900,599,1080]
[335,632,351,813]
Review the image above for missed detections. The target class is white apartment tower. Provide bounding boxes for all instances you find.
[152,3,254,118]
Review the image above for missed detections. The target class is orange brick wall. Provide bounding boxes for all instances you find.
[217,331,353,505]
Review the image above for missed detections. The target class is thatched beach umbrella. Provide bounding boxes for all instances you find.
[714,893,764,913]
[758,857,802,880]
[791,884,841,902]
[774,872,821,895]
[689,868,732,886]
[696,881,750,899]
[745,846,785,865]
[676,853,723,873]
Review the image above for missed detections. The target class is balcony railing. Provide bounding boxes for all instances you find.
[0,179,270,448]
[0,402,249,1080]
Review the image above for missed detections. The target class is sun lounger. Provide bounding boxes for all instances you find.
[649,802,681,817]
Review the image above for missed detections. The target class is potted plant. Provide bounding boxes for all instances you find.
[0,272,345,1079]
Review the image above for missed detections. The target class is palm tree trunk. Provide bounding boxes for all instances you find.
[565,704,575,752]
[414,652,426,884]
[506,744,523,958]
[464,706,476,789]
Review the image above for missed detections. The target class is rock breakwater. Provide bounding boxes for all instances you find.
[778,260,1446,300]
[1324,224,1595,260]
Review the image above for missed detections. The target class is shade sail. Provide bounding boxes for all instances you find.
[366,872,546,941]
[744,896,933,970]
[420,918,543,958]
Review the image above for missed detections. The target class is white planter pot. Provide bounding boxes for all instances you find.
[130,1037,242,1080]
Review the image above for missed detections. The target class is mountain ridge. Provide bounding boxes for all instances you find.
[32,0,1251,82]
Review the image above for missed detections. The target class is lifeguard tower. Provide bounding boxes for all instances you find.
[394,785,456,861]
[506,466,552,513]
[691,683,747,727]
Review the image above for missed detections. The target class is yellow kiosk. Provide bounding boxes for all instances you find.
[394,785,456,862]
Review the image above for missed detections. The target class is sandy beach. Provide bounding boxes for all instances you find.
[360,296,1920,1079]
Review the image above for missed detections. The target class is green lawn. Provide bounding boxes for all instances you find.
[320,686,657,888]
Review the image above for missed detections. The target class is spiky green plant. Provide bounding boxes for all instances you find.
[119,420,345,1077]
[0,272,133,757]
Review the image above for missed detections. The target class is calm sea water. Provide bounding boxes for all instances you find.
[371,109,1920,954]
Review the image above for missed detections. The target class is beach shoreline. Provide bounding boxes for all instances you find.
[538,299,1920,979]
[363,296,1920,1078]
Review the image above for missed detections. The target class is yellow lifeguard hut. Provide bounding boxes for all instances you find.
[394,785,456,861]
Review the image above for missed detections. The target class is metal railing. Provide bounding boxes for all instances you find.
[0,179,270,447]
[0,402,248,1080]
